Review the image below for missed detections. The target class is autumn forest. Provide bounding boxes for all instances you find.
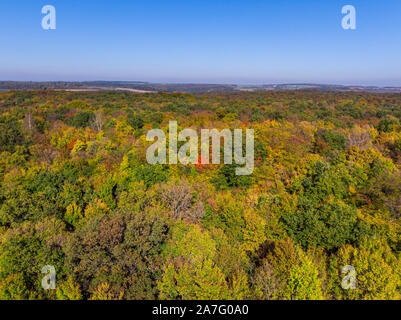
[0,89,401,300]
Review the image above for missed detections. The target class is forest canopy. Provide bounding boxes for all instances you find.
[0,89,401,300]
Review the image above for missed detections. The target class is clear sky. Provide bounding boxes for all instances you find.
[1,0,401,85]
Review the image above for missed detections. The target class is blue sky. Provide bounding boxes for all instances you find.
[0,0,401,85]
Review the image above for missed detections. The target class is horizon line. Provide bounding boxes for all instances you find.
[1,80,401,89]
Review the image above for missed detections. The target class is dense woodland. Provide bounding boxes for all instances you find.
[0,89,401,300]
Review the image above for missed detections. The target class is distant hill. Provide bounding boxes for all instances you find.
[0,81,400,93]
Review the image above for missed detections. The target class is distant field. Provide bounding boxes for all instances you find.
[1,81,401,93]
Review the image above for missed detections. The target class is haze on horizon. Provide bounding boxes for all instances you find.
[1,0,401,86]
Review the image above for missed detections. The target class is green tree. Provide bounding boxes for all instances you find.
[328,238,401,300]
